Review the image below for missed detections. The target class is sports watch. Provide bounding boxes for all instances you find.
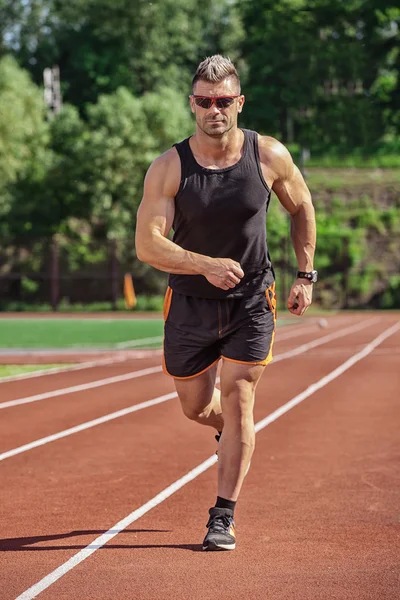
[296,270,318,283]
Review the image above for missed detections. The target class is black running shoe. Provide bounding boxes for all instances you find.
[215,431,222,458]
[202,507,236,551]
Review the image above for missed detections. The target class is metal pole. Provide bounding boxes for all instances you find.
[110,240,118,311]
[50,238,59,311]
[43,65,62,118]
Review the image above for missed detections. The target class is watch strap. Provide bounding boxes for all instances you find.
[297,271,313,280]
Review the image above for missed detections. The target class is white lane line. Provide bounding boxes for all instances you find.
[0,317,344,384]
[0,366,163,410]
[0,320,326,384]
[0,322,302,385]
[275,326,313,341]
[0,316,379,459]
[256,320,400,432]
[115,336,163,349]
[0,350,162,384]
[272,317,379,363]
[0,317,377,410]
[14,320,400,600]
[0,391,178,462]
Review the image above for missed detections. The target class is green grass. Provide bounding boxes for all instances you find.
[305,167,400,190]
[0,316,294,349]
[0,318,164,348]
[0,364,67,377]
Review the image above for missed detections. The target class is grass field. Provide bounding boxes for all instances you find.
[0,364,66,377]
[0,318,165,348]
[0,316,296,349]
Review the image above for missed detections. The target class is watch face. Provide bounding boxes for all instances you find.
[297,270,318,282]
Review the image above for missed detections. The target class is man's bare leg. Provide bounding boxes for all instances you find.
[217,361,265,500]
[202,360,265,551]
[173,363,224,432]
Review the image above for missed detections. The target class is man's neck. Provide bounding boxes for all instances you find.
[191,127,243,161]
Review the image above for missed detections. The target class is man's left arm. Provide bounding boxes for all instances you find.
[260,138,316,316]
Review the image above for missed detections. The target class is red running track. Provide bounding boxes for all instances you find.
[0,313,399,600]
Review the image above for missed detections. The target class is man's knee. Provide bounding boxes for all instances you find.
[177,387,212,422]
[181,401,211,422]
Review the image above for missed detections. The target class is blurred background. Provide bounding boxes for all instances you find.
[0,0,399,313]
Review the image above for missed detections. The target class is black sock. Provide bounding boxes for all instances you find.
[215,496,236,514]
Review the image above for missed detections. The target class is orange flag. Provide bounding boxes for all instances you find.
[124,273,137,309]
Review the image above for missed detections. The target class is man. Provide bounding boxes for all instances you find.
[135,55,316,551]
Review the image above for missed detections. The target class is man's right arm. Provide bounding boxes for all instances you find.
[135,149,243,291]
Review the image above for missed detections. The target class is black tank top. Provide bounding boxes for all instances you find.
[169,129,274,299]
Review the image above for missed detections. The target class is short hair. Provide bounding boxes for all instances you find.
[192,55,240,91]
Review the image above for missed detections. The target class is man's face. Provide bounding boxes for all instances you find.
[190,77,245,137]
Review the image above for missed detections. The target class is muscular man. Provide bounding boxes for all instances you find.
[135,55,316,551]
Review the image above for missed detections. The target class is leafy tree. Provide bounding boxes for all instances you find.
[52,86,193,238]
[0,55,50,239]
[44,85,194,292]
[238,0,399,150]
[1,0,243,111]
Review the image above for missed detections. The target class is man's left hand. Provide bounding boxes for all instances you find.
[287,279,313,316]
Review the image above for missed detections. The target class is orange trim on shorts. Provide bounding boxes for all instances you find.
[221,355,272,367]
[162,355,220,380]
[163,286,173,321]
[265,282,277,315]
[264,282,277,364]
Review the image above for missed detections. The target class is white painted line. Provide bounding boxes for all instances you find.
[0,316,380,458]
[0,391,178,462]
[0,350,162,384]
[0,366,163,410]
[255,320,400,432]
[0,317,376,410]
[14,320,400,600]
[0,317,347,384]
[115,335,163,349]
[274,326,312,341]
[272,317,379,363]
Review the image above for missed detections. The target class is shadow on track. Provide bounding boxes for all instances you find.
[0,530,203,552]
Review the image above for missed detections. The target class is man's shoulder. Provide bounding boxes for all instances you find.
[257,134,291,159]
[144,146,182,197]
[152,146,181,168]
[256,134,294,179]
[148,146,181,178]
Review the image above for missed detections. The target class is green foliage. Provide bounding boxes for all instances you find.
[0,297,165,313]
[0,1,399,309]
[47,86,193,242]
[20,277,39,295]
[132,296,165,312]
[3,0,242,108]
[0,56,51,239]
[239,0,399,149]
[266,177,400,309]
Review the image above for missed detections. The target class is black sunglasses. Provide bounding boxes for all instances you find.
[192,95,240,109]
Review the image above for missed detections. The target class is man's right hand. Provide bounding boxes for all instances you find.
[203,258,244,290]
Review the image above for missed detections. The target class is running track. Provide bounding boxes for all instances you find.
[0,313,399,600]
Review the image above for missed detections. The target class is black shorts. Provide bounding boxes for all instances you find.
[163,283,277,380]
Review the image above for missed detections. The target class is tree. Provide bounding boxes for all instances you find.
[43,85,194,293]
[0,55,50,240]
[1,0,243,111]
[238,0,399,150]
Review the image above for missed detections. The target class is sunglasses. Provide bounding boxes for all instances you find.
[192,95,240,109]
